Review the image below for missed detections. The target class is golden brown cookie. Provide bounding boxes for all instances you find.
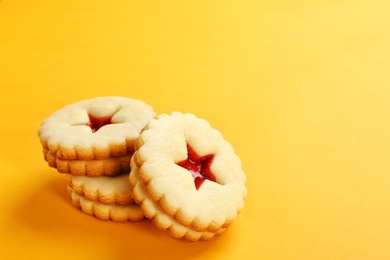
[68,173,134,206]
[38,96,156,160]
[131,112,247,240]
[67,186,144,222]
[44,148,132,177]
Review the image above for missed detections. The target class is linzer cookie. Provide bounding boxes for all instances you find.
[43,148,133,177]
[67,186,144,222]
[68,173,134,206]
[130,112,247,241]
[38,96,156,161]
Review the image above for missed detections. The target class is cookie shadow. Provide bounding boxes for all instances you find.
[12,176,73,232]
[13,176,232,259]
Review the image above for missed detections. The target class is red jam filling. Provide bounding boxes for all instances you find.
[85,115,112,133]
[177,145,216,190]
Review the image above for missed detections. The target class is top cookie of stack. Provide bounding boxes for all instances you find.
[38,96,156,177]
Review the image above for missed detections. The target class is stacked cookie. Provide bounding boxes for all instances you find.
[67,174,144,221]
[38,96,247,241]
[38,96,156,222]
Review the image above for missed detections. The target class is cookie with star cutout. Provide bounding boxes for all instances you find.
[130,112,247,241]
[38,96,156,161]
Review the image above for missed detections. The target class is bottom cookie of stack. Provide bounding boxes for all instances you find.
[67,186,144,222]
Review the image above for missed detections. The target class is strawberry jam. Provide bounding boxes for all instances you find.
[177,145,216,190]
[86,115,112,133]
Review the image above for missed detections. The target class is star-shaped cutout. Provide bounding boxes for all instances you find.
[177,144,216,190]
[85,115,112,133]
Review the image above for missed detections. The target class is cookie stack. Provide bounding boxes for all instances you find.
[38,96,156,222]
[38,96,247,241]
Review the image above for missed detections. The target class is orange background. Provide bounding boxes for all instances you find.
[1,0,390,259]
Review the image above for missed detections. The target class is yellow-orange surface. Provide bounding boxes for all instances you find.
[1,0,390,259]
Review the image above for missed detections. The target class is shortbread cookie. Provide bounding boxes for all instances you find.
[67,186,144,222]
[43,148,132,177]
[68,173,133,206]
[38,96,156,160]
[131,112,247,239]
[130,158,226,241]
